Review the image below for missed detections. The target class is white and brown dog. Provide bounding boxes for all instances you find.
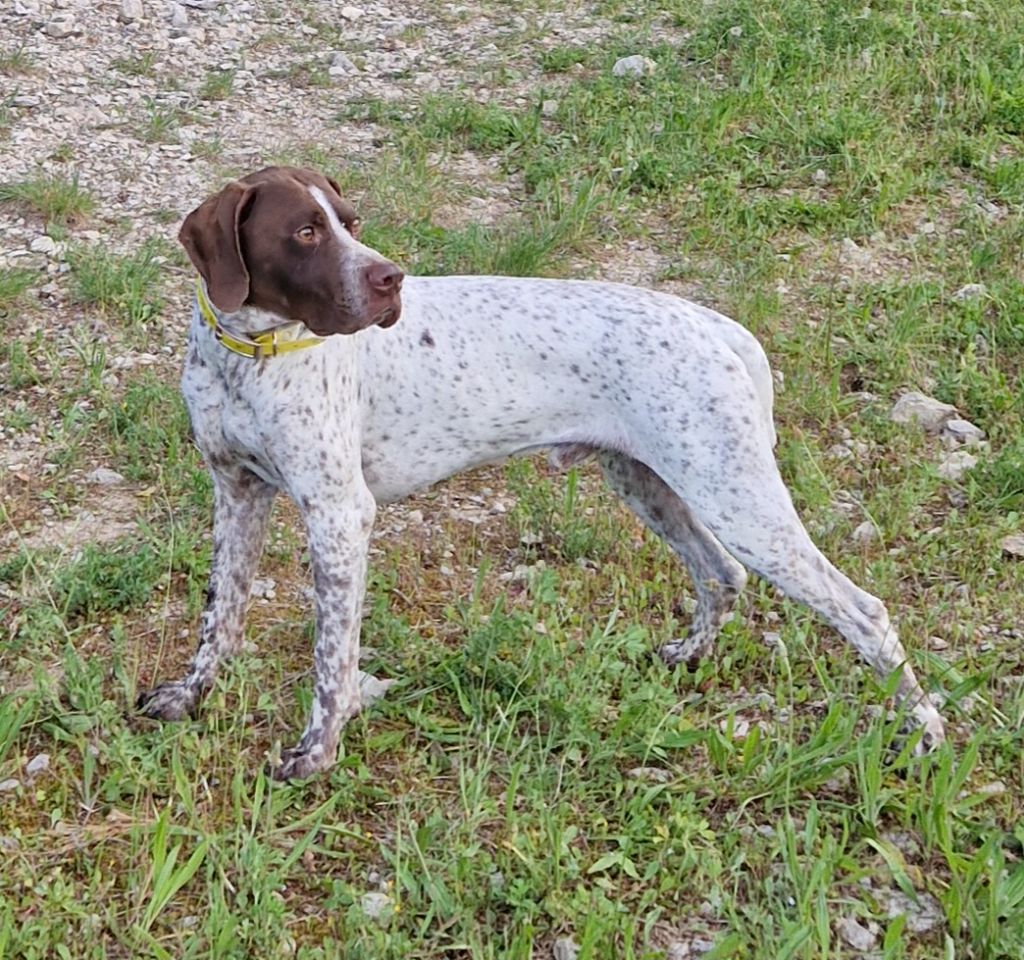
[138,166,945,780]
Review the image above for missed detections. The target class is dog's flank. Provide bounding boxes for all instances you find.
[138,166,945,781]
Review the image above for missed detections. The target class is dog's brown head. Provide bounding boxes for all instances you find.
[179,166,403,335]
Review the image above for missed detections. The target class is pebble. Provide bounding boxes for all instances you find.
[626,766,671,783]
[943,418,984,445]
[937,450,978,481]
[0,779,20,793]
[612,55,656,77]
[85,466,126,485]
[340,5,365,20]
[851,520,877,545]
[837,916,876,952]
[329,51,358,77]
[44,15,78,38]
[119,0,144,22]
[25,753,50,777]
[1000,534,1024,558]
[360,891,393,920]
[29,235,60,255]
[552,938,579,960]
[890,391,958,433]
[249,577,277,599]
[952,282,987,302]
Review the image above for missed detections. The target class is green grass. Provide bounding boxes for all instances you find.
[2,1,1024,958]
[0,174,96,226]
[66,239,168,329]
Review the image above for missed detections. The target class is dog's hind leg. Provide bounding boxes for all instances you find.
[598,452,747,667]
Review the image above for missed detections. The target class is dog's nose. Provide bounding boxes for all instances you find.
[365,262,404,295]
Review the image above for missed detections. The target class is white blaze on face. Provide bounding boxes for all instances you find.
[309,184,391,314]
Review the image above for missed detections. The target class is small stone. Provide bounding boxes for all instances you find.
[943,418,985,445]
[918,221,936,235]
[812,168,828,185]
[44,15,78,37]
[728,25,743,37]
[929,636,949,650]
[937,450,978,481]
[169,4,188,29]
[360,891,392,920]
[953,282,986,302]
[119,0,144,21]
[25,753,50,777]
[851,520,878,545]
[839,236,869,265]
[358,671,396,707]
[85,466,125,485]
[13,95,40,108]
[0,779,19,793]
[250,577,276,599]
[29,235,59,255]
[880,889,943,934]
[626,766,671,783]
[552,938,579,960]
[340,5,365,20]
[612,55,656,77]
[328,51,358,76]
[541,99,559,117]
[890,391,958,432]
[838,916,876,952]
[1000,534,1024,558]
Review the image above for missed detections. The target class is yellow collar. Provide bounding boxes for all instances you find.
[195,279,325,360]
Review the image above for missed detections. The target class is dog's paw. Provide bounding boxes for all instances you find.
[267,744,331,783]
[911,712,947,756]
[137,681,200,721]
[659,637,713,671]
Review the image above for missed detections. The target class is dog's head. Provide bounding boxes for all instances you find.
[179,166,403,335]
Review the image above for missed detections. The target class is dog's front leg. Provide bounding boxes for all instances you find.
[138,468,276,720]
[270,482,376,781]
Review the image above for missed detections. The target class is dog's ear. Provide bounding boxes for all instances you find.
[178,180,256,313]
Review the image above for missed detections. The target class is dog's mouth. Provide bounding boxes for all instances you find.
[374,304,401,329]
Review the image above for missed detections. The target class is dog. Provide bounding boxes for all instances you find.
[137,166,945,780]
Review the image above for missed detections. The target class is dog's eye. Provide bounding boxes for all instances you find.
[297,225,316,242]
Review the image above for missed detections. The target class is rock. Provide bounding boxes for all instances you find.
[13,95,41,107]
[44,15,78,38]
[552,938,579,960]
[851,520,878,545]
[25,753,50,777]
[937,450,977,481]
[812,168,828,185]
[340,5,365,20]
[943,418,984,445]
[358,671,396,707]
[328,51,358,76]
[0,779,19,793]
[360,891,392,920]
[666,939,715,959]
[29,235,59,255]
[612,55,656,77]
[626,766,671,783]
[541,99,559,117]
[249,577,276,599]
[837,916,876,952]
[880,889,943,934]
[839,236,869,265]
[119,0,143,22]
[169,4,189,30]
[890,391,958,432]
[85,466,125,485]
[953,283,986,302]
[1000,534,1024,558]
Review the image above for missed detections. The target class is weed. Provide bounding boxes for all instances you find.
[0,174,96,226]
